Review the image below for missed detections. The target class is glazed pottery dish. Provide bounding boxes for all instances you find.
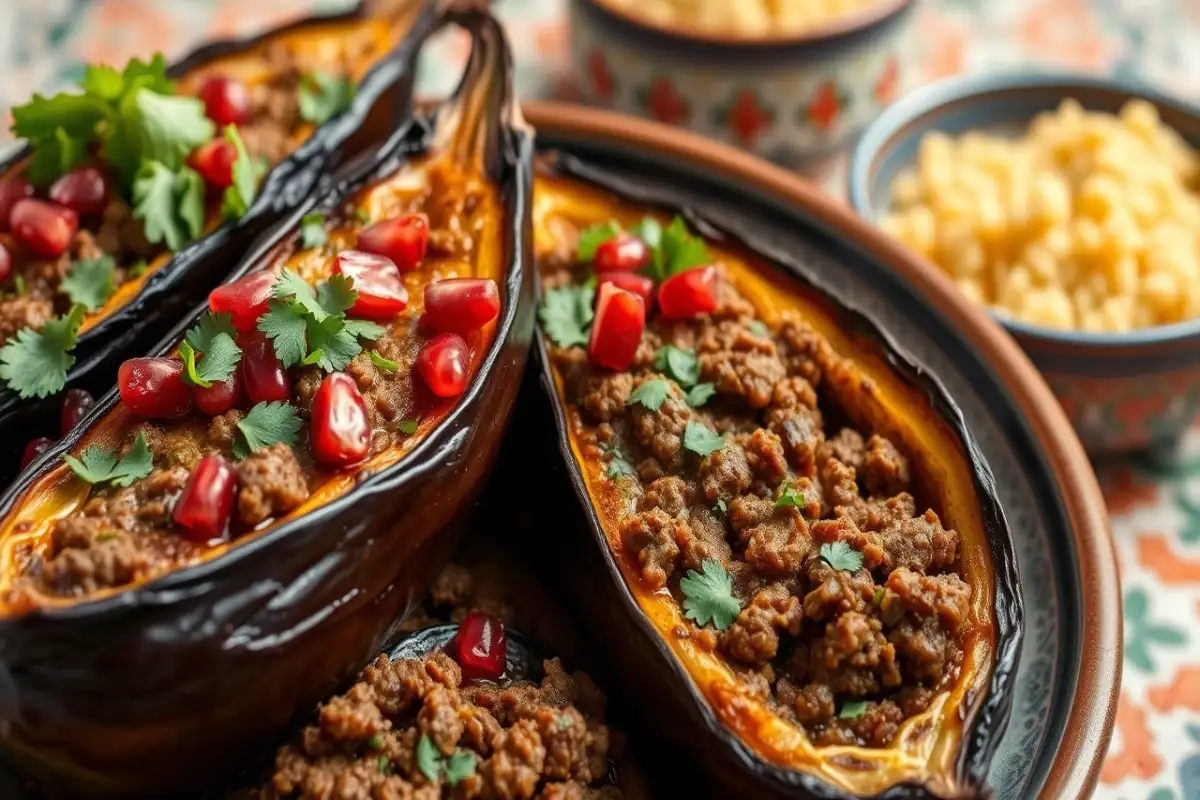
[568,0,915,166]
[0,0,429,484]
[0,8,534,793]
[849,73,1200,455]
[523,103,1117,798]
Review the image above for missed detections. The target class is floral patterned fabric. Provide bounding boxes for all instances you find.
[2,0,1200,797]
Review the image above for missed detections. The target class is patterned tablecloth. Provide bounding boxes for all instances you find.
[3,1,1200,797]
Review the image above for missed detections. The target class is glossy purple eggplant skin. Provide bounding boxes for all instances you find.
[0,9,534,794]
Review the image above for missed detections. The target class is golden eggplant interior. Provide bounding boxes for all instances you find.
[535,173,997,797]
[0,149,504,611]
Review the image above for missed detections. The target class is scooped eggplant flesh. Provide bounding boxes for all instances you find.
[535,172,1000,797]
[0,151,504,611]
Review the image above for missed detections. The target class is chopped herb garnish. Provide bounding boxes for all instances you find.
[179,319,241,388]
[872,587,885,605]
[219,124,258,221]
[128,260,149,278]
[370,351,399,373]
[300,211,328,249]
[748,320,770,338]
[683,420,726,457]
[628,378,671,411]
[575,220,620,262]
[416,733,475,786]
[133,159,205,251]
[538,283,594,348]
[600,441,636,479]
[680,559,740,631]
[630,217,663,251]
[819,541,864,573]
[12,275,26,297]
[62,431,153,488]
[185,311,238,354]
[367,734,384,750]
[233,401,302,460]
[444,751,476,786]
[59,255,116,311]
[354,208,371,224]
[654,344,699,387]
[644,216,709,282]
[0,304,86,398]
[377,755,391,773]
[258,269,382,372]
[298,70,356,125]
[685,382,716,408]
[713,498,728,514]
[838,701,868,719]
[398,418,419,435]
[775,482,806,510]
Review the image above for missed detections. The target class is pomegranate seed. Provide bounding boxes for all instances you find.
[210,270,277,331]
[416,333,470,398]
[195,371,243,416]
[118,358,193,419]
[593,233,650,272]
[241,339,292,404]
[0,179,34,231]
[355,214,428,272]
[333,250,409,320]
[657,265,718,320]
[422,278,500,334]
[310,372,370,467]
[21,437,54,470]
[197,75,251,126]
[188,140,238,190]
[60,388,96,435]
[9,199,78,258]
[173,454,237,542]
[588,283,645,371]
[0,242,11,285]
[452,610,507,681]
[598,272,654,311]
[48,167,110,216]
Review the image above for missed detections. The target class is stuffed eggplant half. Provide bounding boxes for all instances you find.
[0,0,434,481]
[0,9,533,794]
[533,157,1022,798]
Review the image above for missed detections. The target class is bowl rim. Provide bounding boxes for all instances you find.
[848,69,1200,349]
[521,99,1120,799]
[574,0,913,50]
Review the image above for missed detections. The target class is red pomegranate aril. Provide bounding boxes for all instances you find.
[355,214,428,272]
[310,372,370,467]
[21,437,54,470]
[453,610,507,681]
[195,371,243,416]
[416,333,470,398]
[173,454,237,542]
[209,270,277,331]
[598,272,655,311]
[0,179,34,231]
[197,75,251,126]
[118,358,193,419]
[422,278,500,334]
[241,339,291,404]
[588,283,645,371]
[593,233,650,273]
[0,242,11,286]
[189,139,238,190]
[60,388,96,435]
[333,250,409,320]
[9,199,78,258]
[657,265,718,320]
[48,167,110,216]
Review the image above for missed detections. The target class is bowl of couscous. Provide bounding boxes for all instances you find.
[569,0,916,167]
[849,73,1200,455]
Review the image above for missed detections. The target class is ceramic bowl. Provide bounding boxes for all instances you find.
[848,73,1200,455]
[567,0,917,167]
[519,102,1120,798]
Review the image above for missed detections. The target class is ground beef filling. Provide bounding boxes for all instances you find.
[245,652,622,800]
[550,269,971,749]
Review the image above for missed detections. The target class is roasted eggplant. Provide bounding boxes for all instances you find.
[530,155,1022,798]
[0,7,533,793]
[0,0,434,482]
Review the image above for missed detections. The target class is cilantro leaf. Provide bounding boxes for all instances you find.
[686,383,716,408]
[133,160,205,251]
[370,351,399,373]
[630,217,663,251]
[654,345,699,387]
[233,401,302,460]
[714,498,728,514]
[0,305,85,398]
[398,418,419,435]
[538,283,594,348]
[118,53,174,96]
[220,125,257,221]
[645,216,709,282]
[600,441,635,479]
[122,89,214,171]
[415,733,475,786]
[273,268,326,319]
[628,378,671,411]
[576,221,620,262]
[60,255,116,311]
[300,211,328,248]
[62,431,153,488]
[444,750,476,786]
[317,273,357,316]
[838,701,868,720]
[259,271,382,370]
[258,302,308,367]
[10,92,111,143]
[775,483,805,509]
[343,318,385,341]
[184,312,238,353]
[748,320,770,338]
[298,70,355,125]
[179,331,240,388]
[81,64,124,100]
[306,315,361,372]
[683,420,726,457]
[680,559,740,631]
[12,275,26,297]
[26,126,89,185]
[416,734,440,782]
[819,541,864,573]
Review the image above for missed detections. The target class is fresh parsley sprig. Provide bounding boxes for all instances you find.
[415,733,475,787]
[179,312,241,388]
[775,482,806,510]
[628,378,670,411]
[232,401,303,460]
[60,255,117,311]
[819,541,864,573]
[683,420,726,457]
[680,559,740,631]
[219,125,259,221]
[0,304,86,398]
[63,431,153,488]
[257,269,384,372]
[575,215,708,283]
[538,282,594,349]
[653,344,715,408]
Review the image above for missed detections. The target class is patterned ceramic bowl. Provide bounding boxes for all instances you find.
[568,0,917,167]
[849,73,1200,456]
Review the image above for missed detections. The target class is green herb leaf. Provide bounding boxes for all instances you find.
[354,208,371,224]
[377,756,391,774]
[819,541,864,573]
[316,273,357,317]
[343,318,385,341]
[416,733,440,782]
[273,268,326,319]
[298,70,356,125]
[128,260,149,278]
[233,401,302,460]
[748,320,770,338]
[714,498,727,514]
[872,587,885,605]
[81,64,124,100]
[305,316,361,372]
[398,418,419,435]
[683,420,726,457]
[26,126,89,185]
[132,160,205,251]
[630,217,663,251]
[258,302,308,367]
[685,382,716,408]
[645,215,709,282]
[600,441,635,479]
[680,559,740,631]
[12,275,26,297]
[628,378,671,411]
[0,304,86,398]
[775,482,806,509]
[654,345,699,387]
[184,312,238,354]
[10,92,111,144]
[576,220,620,262]
[220,125,258,221]
[538,283,594,348]
[370,351,399,373]
[367,733,384,750]
[444,750,476,786]
[838,701,868,720]
[300,211,328,249]
[179,331,240,388]
[414,732,475,786]
[124,89,214,170]
[62,431,153,488]
[60,255,116,311]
